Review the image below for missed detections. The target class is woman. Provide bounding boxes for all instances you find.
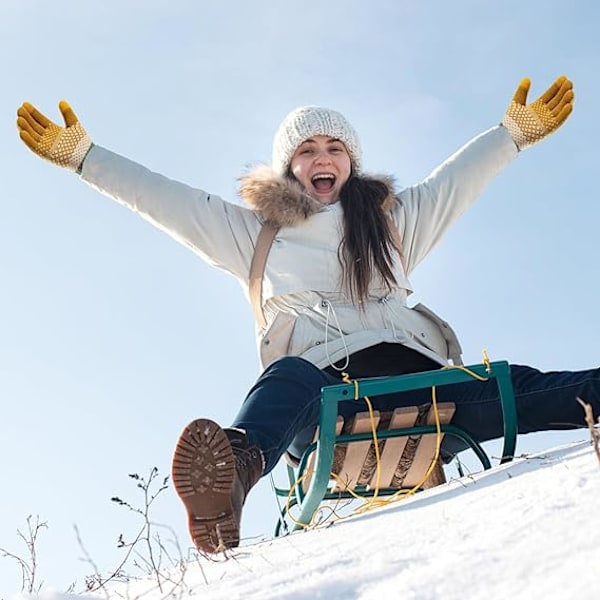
[16,75,598,555]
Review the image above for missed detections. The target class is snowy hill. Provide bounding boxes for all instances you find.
[16,440,599,600]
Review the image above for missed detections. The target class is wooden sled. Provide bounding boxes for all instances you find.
[273,360,518,535]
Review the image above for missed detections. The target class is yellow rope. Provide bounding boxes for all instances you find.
[283,356,492,527]
[282,370,382,529]
[353,362,490,513]
[341,371,383,501]
[442,363,489,382]
[353,384,443,512]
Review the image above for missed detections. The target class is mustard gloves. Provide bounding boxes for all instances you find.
[502,76,574,151]
[16,101,92,172]
[15,79,574,170]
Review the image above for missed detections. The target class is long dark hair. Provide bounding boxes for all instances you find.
[338,175,399,303]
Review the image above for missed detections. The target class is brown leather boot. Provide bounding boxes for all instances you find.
[171,418,263,553]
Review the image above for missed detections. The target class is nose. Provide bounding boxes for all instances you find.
[314,150,332,165]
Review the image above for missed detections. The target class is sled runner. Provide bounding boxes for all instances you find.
[273,360,518,535]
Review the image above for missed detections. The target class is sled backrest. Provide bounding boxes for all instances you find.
[298,403,456,494]
[274,360,518,534]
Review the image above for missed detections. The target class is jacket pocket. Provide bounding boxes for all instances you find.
[412,303,463,364]
[259,311,297,368]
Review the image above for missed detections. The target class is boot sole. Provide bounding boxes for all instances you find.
[171,418,239,553]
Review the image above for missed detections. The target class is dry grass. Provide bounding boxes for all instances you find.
[577,397,600,467]
[0,467,199,599]
[0,515,49,595]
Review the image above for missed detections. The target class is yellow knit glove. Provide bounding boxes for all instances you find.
[501,76,574,151]
[17,100,92,172]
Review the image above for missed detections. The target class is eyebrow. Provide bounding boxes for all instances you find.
[300,137,343,145]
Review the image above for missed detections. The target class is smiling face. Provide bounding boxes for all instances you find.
[289,135,352,205]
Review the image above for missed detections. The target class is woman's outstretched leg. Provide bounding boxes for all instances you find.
[171,357,336,552]
[437,364,600,456]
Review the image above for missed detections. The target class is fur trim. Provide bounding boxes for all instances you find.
[238,165,322,227]
[374,174,397,212]
[238,164,397,228]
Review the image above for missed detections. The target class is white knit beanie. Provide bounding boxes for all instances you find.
[271,106,362,176]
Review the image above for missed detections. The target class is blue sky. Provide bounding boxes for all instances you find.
[1,0,598,594]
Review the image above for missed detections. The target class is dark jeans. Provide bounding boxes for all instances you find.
[231,346,600,474]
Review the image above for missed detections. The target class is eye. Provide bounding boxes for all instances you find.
[299,147,314,155]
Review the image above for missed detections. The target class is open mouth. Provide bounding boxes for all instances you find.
[311,173,336,193]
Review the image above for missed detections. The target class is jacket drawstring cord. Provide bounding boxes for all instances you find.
[323,299,350,372]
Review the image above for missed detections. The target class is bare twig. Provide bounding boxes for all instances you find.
[577,397,600,466]
[74,525,113,600]
[110,468,169,588]
[0,515,47,593]
[2,470,193,598]
[76,468,165,592]
[77,466,193,597]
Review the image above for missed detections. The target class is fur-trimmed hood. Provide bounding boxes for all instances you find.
[238,165,397,228]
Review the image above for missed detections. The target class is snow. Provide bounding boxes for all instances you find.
[12,440,599,600]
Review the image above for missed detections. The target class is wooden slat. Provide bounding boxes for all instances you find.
[302,416,344,492]
[300,402,456,495]
[332,411,380,492]
[368,406,420,489]
[402,403,456,489]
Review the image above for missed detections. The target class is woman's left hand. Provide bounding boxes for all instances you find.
[501,75,574,150]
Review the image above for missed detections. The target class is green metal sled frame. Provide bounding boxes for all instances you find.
[274,360,518,535]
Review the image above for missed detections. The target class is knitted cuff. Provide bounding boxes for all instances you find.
[501,99,556,151]
[39,121,93,172]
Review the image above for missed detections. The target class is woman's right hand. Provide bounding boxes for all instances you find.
[17,100,93,172]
